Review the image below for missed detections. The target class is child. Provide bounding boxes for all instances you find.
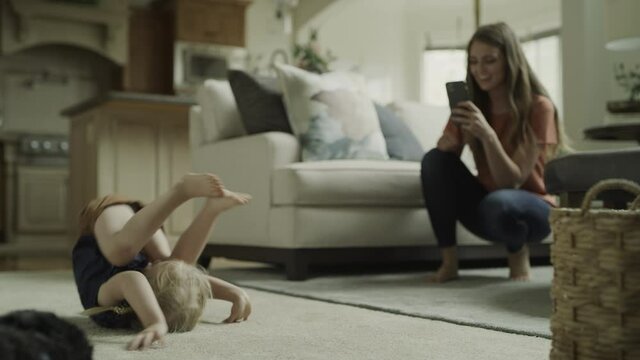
[72,173,252,350]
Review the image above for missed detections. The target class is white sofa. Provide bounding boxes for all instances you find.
[189,84,549,280]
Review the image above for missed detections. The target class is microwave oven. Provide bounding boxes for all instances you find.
[173,41,248,94]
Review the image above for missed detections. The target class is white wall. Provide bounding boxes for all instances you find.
[0,46,113,135]
[561,0,638,151]
[297,0,560,103]
[297,0,408,103]
[245,0,294,76]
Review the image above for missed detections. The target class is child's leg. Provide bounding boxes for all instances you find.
[94,174,223,266]
[170,190,250,265]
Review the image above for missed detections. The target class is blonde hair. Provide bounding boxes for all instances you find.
[146,260,212,332]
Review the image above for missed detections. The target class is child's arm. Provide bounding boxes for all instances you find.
[206,275,252,323]
[98,271,169,350]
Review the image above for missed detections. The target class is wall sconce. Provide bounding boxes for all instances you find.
[604,0,640,51]
[275,0,298,34]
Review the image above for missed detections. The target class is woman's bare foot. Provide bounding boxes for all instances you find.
[508,245,531,281]
[177,173,223,199]
[427,246,459,283]
[204,189,251,213]
[427,263,459,283]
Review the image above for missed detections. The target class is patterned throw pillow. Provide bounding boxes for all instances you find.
[274,63,388,161]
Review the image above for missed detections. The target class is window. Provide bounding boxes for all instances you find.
[522,34,563,116]
[421,48,466,107]
[421,32,562,114]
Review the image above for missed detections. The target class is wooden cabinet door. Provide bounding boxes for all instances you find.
[175,0,247,46]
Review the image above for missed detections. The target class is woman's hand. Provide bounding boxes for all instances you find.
[224,288,252,323]
[451,101,496,143]
[128,321,168,351]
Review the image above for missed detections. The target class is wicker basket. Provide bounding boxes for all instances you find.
[550,179,640,360]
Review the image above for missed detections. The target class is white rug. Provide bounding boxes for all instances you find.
[0,270,551,360]
[215,265,553,338]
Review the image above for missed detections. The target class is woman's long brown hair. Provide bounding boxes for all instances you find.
[466,22,568,158]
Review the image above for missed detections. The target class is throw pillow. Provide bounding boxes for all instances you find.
[387,101,449,151]
[227,70,292,135]
[374,103,424,161]
[274,63,388,161]
[196,79,245,143]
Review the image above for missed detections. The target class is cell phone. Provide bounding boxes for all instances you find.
[446,81,470,109]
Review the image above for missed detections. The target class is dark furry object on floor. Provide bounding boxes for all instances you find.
[0,310,93,360]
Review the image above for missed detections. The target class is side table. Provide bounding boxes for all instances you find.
[583,122,640,144]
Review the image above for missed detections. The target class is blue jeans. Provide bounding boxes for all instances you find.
[420,148,551,253]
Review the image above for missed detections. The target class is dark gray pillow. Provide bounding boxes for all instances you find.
[374,103,424,161]
[228,70,293,135]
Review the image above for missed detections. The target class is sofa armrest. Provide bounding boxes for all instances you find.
[189,105,205,147]
[191,132,300,244]
[192,131,300,171]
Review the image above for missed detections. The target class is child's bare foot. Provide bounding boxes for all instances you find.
[204,189,251,213]
[508,245,531,281]
[427,263,459,283]
[177,173,223,199]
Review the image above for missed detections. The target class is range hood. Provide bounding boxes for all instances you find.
[1,0,129,64]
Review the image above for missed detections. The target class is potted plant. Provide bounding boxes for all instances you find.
[293,29,335,74]
[608,63,640,113]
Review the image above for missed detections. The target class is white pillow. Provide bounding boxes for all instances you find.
[274,63,388,162]
[196,80,246,143]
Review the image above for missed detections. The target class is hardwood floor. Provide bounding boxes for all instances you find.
[0,256,72,271]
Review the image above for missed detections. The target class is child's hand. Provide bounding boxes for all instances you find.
[128,322,168,351]
[224,289,252,323]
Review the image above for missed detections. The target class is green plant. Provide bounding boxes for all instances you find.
[613,63,640,102]
[293,29,335,74]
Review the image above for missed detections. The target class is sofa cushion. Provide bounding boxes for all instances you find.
[274,63,389,162]
[196,79,246,143]
[228,70,293,135]
[272,160,423,206]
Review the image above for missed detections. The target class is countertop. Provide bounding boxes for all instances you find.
[61,91,196,117]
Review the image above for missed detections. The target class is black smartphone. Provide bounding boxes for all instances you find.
[446,81,470,109]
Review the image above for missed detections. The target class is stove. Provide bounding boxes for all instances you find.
[18,134,69,166]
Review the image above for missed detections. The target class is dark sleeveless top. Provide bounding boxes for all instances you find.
[72,198,149,328]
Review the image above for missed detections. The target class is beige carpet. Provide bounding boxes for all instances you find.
[0,270,551,359]
[215,265,554,338]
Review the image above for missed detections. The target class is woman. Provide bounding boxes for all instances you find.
[421,22,567,283]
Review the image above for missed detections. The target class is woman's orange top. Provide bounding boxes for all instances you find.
[439,95,558,205]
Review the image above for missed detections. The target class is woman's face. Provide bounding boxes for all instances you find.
[468,41,506,93]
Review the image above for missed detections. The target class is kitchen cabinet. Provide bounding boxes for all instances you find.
[64,92,194,245]
[123,0,251,94]
[175,0,250,47]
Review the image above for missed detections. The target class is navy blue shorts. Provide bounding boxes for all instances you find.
[72,234,149,329]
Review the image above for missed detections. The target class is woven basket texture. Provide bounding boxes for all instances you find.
[550,179,640,360]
